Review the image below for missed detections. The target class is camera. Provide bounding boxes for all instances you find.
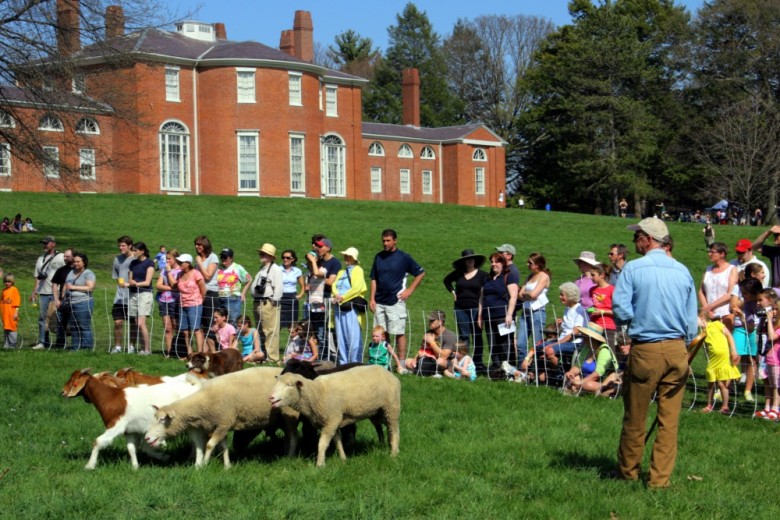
[36,273,47,280]
[255,277,268,295]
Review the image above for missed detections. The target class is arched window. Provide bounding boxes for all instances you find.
[159,121,190,191]
[421,146,435,159]
[76,117,100,135]
[0,110,15,128]
[39,115,63,132]
[472,148,487,161]
[398,144,413,158]
[368,141,385,156]
[322,134,345,197]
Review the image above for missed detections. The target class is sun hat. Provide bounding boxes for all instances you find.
[735,239,753,253]
[341,247,360,263]
[453,249,486,270]
[626,217,669,242]
[257,243,277,258]
[176,253,193,264]
[576,322,607,344]
[573,251,599,267]
[495,244,516,256]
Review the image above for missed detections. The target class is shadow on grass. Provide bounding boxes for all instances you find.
[548,449,619,480]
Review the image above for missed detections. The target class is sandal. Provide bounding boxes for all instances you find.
[701,405,714,413]
[754,410,768,419]
[719,408,730,416]
[768,411,779,421]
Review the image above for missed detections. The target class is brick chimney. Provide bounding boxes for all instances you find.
[105,5,125,39]
[280,29,295,56]
[214,22,227,40]
[57,0,81,57]
[402,68,421,127]
[293,10,313,63]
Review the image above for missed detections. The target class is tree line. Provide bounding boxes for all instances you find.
[320,1,780,219]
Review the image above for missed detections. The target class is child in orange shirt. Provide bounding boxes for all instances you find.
[1,274,21,349]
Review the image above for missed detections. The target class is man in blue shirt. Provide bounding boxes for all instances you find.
[613,217,698,489]
[369,229,425,372]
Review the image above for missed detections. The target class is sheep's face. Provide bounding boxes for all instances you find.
[145,408,174,447]
[269,374,303,409]
[61,368,91,397]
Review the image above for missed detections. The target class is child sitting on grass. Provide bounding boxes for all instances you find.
[367,325,401,370]
[701,310,740,414]
[236,315,265,363]
[562,323,619,396]
[207,307,236,352]
[445,341,476,381]
[1,274,21,349]
[755,289,780,420]
[283,321,318,363]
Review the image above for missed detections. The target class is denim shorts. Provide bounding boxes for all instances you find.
[179,305,203,331]
[159,300,180,318]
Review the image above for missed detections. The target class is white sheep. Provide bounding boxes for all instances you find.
[145,367,298,468]
[61,368,202,470]
[268,364,401,467]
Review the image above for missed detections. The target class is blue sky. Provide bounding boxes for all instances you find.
[173,1,705,52]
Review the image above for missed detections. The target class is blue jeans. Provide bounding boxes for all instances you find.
[335,308,363,364]
[37,293,53,346]
[454,307,484,369]
[517,304,546,361]
[219,296,243,325]
[69,299,94,350]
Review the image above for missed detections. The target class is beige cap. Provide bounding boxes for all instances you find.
[627,217,669,242]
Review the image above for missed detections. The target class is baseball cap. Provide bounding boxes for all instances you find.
[176,253,193,264]
[495,244,516,256]
[315,238,333,249]
[220,248,234,258]
[428,310,445,322]
[39,235,56,244]
[735,239,752,253]
[626,217,669,242]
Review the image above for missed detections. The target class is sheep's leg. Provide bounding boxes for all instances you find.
[387,414,400,457]
[85,423,127,470]
[316,424,340,467]
[370,414,385,446]
[125,436,140,470]
[282,416,298,457]
[202,429,228,468]
[219,438,231,469]
[189,430,207,467]
[333,429,346,461]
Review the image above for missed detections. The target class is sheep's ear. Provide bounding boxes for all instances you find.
[296,380,304,389]
[80,367,92,374]
[152,405,160,411]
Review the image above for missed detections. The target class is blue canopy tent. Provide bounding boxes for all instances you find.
[708,199,729,211]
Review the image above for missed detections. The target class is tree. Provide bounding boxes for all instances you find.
[0,0,176,189]
[442,15,554,193]
[326,29,380,79]
[520,0,691,214]
[363,2,463,127]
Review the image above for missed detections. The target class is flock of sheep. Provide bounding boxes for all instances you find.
[60,355,401,469]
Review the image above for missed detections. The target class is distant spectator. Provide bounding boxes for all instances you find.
[127,242,155,355]
[23,217,37,232]
[216,247,252,324]
[333,247,367,365]
[31,236,65,350]
[154,246,167,271]
[703,219,715,250]
[171,253,206,355]
[279,249,304,329]
[1,273,21,349]
[443,249,488,373]
[517,252,551,364]
[573,251,598,309]
[480,253,519,368]
[1,217,12,233]
[698,242,738,321]
[405,310,456,376]
[619,198,628,218]
[732,239,770,288]
[366,325,401,371]
[62,252,96,351]
[11,214,22,233]
[252,243,283,363]
[194,235,219,337]
[445,341,477,381]
[51,249,74,349]
[751,226,780,287]
[110,235,134,354]
[518,197,525,209]
[155,248,180,357]
[542,282,588,370]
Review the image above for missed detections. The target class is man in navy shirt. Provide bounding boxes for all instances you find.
[369,229,425,372]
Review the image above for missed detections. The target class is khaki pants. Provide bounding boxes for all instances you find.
[617,339,688,488]
[254,300,280,362]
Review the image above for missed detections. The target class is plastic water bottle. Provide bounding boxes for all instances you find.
[30,294,38,308]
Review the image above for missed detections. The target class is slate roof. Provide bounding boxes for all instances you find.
[0,85,113,113]
[362,122,505,145]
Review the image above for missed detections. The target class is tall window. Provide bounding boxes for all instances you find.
[398,144,413,158]
[43,146,59,178]
[72,74,86,94]
[0,144,10,177]
[368,142,384,156]
[290,134,305,193]
[422,170,432,194]
[322,135,345,197]
[475,167,485,195]
[0,111,14,128]
[76,117,99,135]
[237,132,259,191]
[370,167,382,193]
[473,148,487,161]
[159,121,190,191]
[421,146,435,159]
[400,169,410,194]
[236,69,256,103]
[325,85,338,116]
[79,149,96,180]
[39,115,63,132]
[289,72,302,106]
[165,66,180,102]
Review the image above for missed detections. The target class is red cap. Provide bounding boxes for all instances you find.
[735,239,752,253]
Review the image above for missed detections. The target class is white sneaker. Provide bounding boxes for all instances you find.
[739,373,747,384]
[110,345,122,354]
[501,361,516,377]
[127,345,136,354]
[744,391,755,403]
[32,343,46,350]
[432,373,443,379]
[138,350,151,356]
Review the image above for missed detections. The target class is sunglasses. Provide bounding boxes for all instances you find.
[282,256,293,260]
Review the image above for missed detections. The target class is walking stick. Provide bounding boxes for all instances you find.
[644,330,707,444]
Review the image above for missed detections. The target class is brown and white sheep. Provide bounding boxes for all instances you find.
[114,367,190,387]
[61,368,202,469]
[268,364,400,467]
[145,367,297,468]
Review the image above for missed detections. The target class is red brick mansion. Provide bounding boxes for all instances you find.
[0,3,506,207]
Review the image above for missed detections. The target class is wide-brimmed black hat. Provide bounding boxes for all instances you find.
[453,249,486,270]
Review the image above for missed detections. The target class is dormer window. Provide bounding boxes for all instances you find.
[175,21,216,42]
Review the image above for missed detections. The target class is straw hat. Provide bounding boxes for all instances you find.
[576,322,607,344]
[341,247,360,263]
[573,251,599,267]
[452,249,485,270]
[257,243,276,258]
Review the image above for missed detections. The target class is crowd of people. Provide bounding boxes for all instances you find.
[1,213,37,233]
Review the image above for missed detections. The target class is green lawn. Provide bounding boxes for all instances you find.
[0,193,776,519]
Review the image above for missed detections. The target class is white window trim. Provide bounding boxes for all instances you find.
[475,167,485,195]
[165,66,181,103]
[72,74,86,94]
[159,120,190,192]
[368,142,385,156]
[79,148,96,180]
[0,143,10,177]
[237,131,260,192]
[0,111,15,128]
[76,117,100,135]
[398,144,413,158]
[289,72,302,106]
[39,115,64,132]
[473,148,487,161]
[321,134,346,197]
[43,146,59,178]
[400,168,411,194]
[289,133,306,193]
[325,84,338,117]
[370,166,382,193]
[236,68,256,104]
[422,170,433,195]
[421,146,435,160]
[319,80,323,111]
